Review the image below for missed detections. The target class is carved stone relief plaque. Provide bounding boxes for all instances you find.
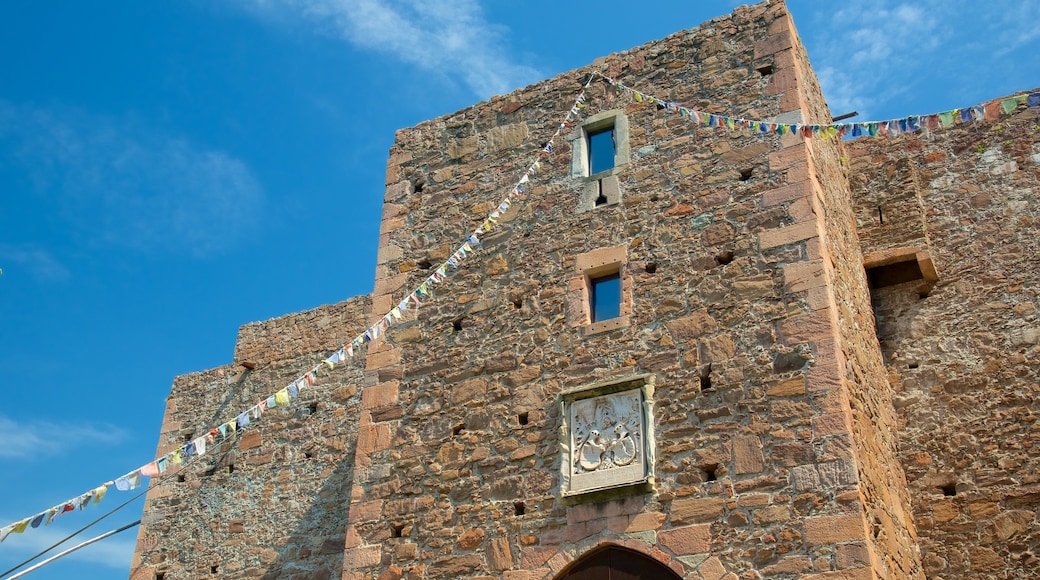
[560,375,655,496]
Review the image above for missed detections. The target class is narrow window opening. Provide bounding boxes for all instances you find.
[702,464,720,481]
[594,181,609,207]
[452,318,464,332]
[918,291,930,299]
[867,260,925,289]
[645,262,658,274]
[514,501,526,516]
[739,167,754,181]
[412,180,424,194]
[517,412,529,426]
[699,364,713,391]
[156,572,166,580]
[417,258,432,270]
[512,297,523,310]
[210,565,219,574]
[587,124,616,176]
[177,474,186,483]
[452,423,465,436]
[308,402,319,415]
[392,523,405,538]
[908,362,919,369]
[650,194,660,202]
[304,451,314,459]
[182,432,194,443]
[878,206,884,225]
[714,250,734,266]
[756,64,774,76]
[941,483,957,496]
[589,271,622,323]
[227,464,235,474]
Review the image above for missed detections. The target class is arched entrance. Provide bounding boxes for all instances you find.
[554,545,683,580]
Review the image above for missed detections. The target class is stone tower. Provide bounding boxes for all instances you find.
[131,0,1040,578]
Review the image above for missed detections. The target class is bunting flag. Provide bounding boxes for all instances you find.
[0,75,598,544]
[596,73,1039,140]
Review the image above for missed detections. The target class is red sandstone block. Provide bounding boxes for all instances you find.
[733,436,765,474]
[365,347,401,371]
[759,220,819,250]
[239,430,261,450]
[671,497,726,525]
[342,545,382,569]
[804,513,868,546]
[765,66,799,96]
[754,33,795,59]
[626,511,665,532]
[658,524,711,555]
[783,259,827,293]
[762,181,810,207]
[776,309,837,346]
[812,413,851,437]
[357,423,392,454]
[770,144,808,172]
[347,499,383,524]
[361,381,399,411]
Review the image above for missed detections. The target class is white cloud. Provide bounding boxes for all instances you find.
[0,415,125,459]
[0,518,136,571]
[0,245,70,282]
[239,0,541,98]
[0,101,264,258]
[797,0,1039,119]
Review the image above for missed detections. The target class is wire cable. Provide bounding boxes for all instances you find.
[3,520,140,580]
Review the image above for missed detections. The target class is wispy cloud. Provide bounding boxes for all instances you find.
[0,101,264,258]
[239,0,541,98]
[797,0,1040,119]
[0,518,136,570]
[0,244,70,282]
[0,415,125,459]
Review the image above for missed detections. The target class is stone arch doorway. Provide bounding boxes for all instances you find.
[554,545,683,580]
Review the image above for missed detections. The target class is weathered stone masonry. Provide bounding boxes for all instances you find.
[131,0,1040,578]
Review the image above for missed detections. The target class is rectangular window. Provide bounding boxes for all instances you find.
[589,271,621,322]
[587,125,616,176]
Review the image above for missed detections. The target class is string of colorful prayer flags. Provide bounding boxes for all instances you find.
[0,78,595,545]
[598,73,1040,139]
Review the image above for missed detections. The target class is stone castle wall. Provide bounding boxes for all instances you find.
[347,1,918,578]
[130,296,371,579]
[129,0,1040,577]
[848,100,1040,578]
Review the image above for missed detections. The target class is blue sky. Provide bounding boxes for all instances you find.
[0,1,1037,578]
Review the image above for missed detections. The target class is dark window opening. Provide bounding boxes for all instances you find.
[392,523,405,538]
[703,464,720,481]
[156,572,166,580]
[589,272,621,323]
[304,451,314,459]
[756,64,775,76]
[514,501,526,516]
[177,474,185,483]
[878,206,884,225]
[452,318,464,332]
[644,262,658,274]
[417,258,432,269]
[512,297,523,309]
[941,483,957,496]
[587,125,616,176]
[739,167,754,181]
[699,364,713,390]
[308,402,319,415]
[183,432,193,443]
[594,181,609,207]
[908,362,919,369]
[517,412,529,426]
[412,180,424,194]
[227,464,235,474]
[210,565,219,574]
[867,259,925,289]
[452,423,465,436]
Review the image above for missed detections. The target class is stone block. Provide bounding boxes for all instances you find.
[733,436,765,474]
[759,220,819,250]
[804,513,867,546]
[659,524,711,555]
[671,497,726,525]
